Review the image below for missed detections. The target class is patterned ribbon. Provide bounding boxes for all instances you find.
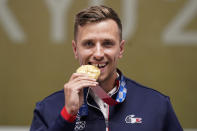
[79,74,127,116]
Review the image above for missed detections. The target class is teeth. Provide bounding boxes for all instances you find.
[92,63,106,68]
[92,64,99,67]
[99,64,105,67]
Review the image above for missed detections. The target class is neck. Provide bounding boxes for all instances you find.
[99,71,117,93]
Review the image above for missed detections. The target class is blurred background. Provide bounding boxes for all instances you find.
[0,0,196,130]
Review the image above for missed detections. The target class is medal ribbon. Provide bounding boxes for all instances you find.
[91,74,127,105]
[79,74,127,116]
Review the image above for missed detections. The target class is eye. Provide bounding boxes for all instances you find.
[83,41,94,48]
[103,40,114,47]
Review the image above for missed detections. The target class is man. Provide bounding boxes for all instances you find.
[30,5,183,131]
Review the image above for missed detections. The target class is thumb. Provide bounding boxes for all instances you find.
[79,89,84,106]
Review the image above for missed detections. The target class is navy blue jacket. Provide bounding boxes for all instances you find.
[30,74,183,131]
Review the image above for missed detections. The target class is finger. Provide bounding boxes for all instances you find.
[68,80,98,92]
[65,77,98,94]
[73,76,97,83]
[78,89,84,106]
[70,73,95,81]
[74,81,98,91]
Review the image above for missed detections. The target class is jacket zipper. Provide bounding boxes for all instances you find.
[105,119,109,131]
[105,105,110,131]
[86,88,110,131]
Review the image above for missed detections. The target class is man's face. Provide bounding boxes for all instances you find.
[72,19,125,83]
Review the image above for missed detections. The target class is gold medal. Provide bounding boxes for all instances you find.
[76,65,100,80]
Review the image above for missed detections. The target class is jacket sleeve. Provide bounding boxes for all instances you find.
[30,102,76,131]
[163,97,183,131]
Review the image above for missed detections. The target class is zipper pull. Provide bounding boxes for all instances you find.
[105,120,109,131]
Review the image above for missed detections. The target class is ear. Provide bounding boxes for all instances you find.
[118,40,125,58]
[72,40,78,59]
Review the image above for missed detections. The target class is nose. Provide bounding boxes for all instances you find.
[93,43,104,61]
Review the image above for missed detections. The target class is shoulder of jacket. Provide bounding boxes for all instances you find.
[36,89,64,107]
[125,76,169,99]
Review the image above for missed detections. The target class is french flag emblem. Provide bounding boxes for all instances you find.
[125,115,142,124]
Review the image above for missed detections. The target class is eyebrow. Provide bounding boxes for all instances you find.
[81,39,94,44]
[102,39,118,46]
[102,39,115,43]
[81,38,116,43]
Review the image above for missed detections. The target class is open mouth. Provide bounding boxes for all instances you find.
[88,62,108,69]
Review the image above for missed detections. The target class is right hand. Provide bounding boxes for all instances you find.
[64,73,98,115]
